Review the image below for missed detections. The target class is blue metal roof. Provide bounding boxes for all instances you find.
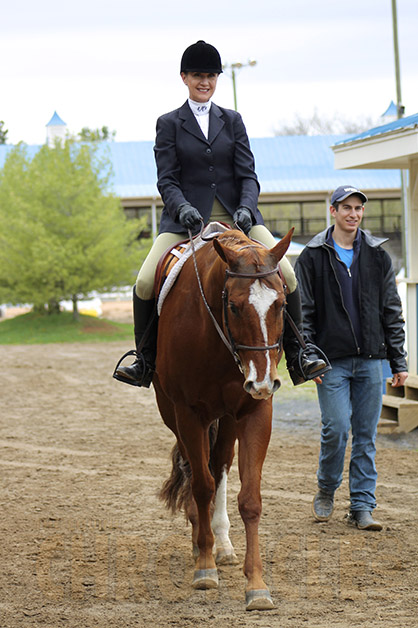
[249,135,400,193]
[334,112,418,146]
[104,141,158,197]
[46,111,67,127]
[0,135,401,198]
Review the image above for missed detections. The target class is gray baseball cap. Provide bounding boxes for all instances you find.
[331,185,368,205]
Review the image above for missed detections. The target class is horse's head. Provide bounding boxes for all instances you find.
[213,229,293,400]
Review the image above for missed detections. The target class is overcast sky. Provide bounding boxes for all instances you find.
[2,0,417,145]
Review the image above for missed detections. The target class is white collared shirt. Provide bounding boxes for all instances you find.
[188,98,211,139]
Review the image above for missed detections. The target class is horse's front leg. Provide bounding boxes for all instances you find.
[177,411,218,589]
[211,416,238,565]
[212,466,238,565]
[237,405,274,611]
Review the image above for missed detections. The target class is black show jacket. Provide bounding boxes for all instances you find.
[154,101,264,234]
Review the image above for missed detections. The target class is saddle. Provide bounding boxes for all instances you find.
[154,222,230,315]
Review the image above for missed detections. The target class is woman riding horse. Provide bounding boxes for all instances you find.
[113,40,327,387]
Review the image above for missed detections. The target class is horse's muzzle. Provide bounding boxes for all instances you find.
[243,376,281,399]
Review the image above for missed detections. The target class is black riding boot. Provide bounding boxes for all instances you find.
[284,288,330,386]
[113,288,158,388]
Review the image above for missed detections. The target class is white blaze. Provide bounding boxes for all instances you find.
[248,280,278,385]
[249,280,278,341]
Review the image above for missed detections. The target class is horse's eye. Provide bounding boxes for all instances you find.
[229,303,239,316]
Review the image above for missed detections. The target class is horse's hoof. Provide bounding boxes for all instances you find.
[245,589,274,611]
[215,549,239,565]
[192,568,219,590]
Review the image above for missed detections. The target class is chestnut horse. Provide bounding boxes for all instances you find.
[153,226,293,611]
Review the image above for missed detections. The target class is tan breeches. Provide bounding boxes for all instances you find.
[135,200,297,299]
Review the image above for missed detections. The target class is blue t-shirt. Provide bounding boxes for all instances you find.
[333,240,354,270]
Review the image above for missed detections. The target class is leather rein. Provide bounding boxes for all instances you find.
[188,225,286,372]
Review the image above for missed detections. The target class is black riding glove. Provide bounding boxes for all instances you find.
[233,207,253,234]
[177,203,203,231]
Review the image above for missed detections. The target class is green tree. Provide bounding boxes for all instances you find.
[78,126,116,141]
[0,140,141,317]
[0,120,8,144]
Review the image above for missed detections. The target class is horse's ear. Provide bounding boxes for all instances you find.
[270,228,294,262]
[213,238,227,262]
[213,238,238,267]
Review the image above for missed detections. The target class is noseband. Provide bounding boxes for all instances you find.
[188,228,286,372]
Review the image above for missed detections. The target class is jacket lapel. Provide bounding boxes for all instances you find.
[179,101,207,142]
[179,101,225,145]
[208,103,224,144]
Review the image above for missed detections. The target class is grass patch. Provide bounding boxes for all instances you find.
[0,311,132,344]
[276,358,318,400]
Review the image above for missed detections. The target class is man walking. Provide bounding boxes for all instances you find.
[295,185,408,530]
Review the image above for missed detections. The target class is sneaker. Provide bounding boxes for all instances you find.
[312,489,334,522]
[345,510,382,531]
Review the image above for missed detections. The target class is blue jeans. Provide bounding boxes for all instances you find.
[316,357,383,511]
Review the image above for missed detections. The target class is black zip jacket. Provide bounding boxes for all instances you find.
[295,227,407,374]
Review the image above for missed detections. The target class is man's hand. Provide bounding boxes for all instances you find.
[391,371,408,387]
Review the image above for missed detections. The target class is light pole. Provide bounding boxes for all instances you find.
[222,60,257,111]
[391,0,408,274]
[391,0,404,119]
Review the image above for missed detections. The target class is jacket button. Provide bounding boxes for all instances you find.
[206,148,212,154]
[210,183,216,189]
[209,166,214,172]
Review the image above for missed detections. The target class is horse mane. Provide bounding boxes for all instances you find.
[214,230,273,273]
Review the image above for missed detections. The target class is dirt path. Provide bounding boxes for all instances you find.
[0,342,417,627]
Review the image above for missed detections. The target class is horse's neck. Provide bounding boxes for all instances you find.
[199,253,226,303]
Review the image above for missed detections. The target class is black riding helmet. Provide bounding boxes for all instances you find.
[180,40,223,74]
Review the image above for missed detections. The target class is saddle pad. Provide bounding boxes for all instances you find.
[157,222,229,315]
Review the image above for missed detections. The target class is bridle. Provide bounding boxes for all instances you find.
[188,226,286,372]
